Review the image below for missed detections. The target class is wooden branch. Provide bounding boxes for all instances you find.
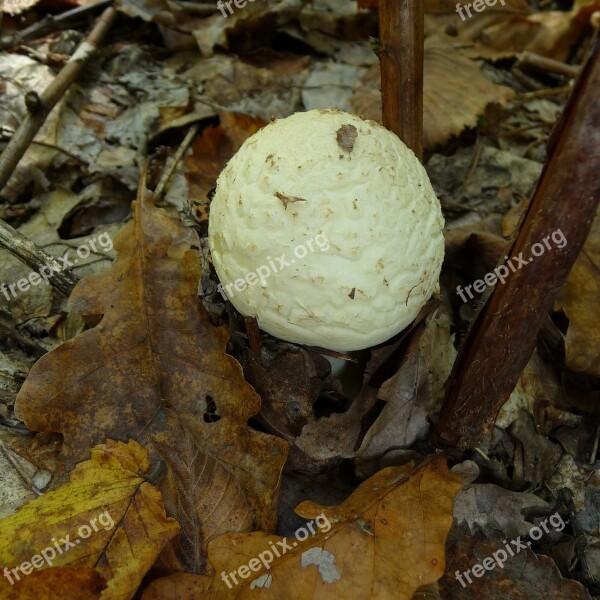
[378,0,424,159]
[0,6,117,193]
[0,220,78,297]
[519,51,580,79]
[154,123,199,202]
[433,41,600,449]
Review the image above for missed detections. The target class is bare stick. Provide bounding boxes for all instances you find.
[154,123,200,202]
[519,51,579,79]
[0,6,117,193]
[379,0,424,159]
[0,220,78,296]
[433,42,600,449]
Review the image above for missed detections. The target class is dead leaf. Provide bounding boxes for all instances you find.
[14,175,288,564]
[440,523,591,599]
[244,346,335,440]
[151,413,254,574]
[0,439,179,600]
[449,3,600,60]
[358,0,530,13]
[142,455,461,600]
[351,41,515,150]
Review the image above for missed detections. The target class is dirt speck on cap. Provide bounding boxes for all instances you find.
[336,124,358,153]
[274,192,308,209]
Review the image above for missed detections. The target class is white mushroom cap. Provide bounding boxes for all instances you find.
[208,109,444,352]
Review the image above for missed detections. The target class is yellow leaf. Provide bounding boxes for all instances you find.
[0,440,179,600]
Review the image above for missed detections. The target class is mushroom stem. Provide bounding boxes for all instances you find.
[378,0,424,160]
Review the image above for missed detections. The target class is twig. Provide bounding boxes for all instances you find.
[433,41,600,449]
[0,0,113,51]
[0,220,78,297]
[519,51,580,79]
[154,123,200,202]
[378,0,424,159]
[0,6,117,194]
[517,86,572,100]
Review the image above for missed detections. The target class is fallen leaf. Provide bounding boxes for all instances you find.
[0,439,179,600]
[244,345,334,440]
[355,309,456,473]
[449,3,600,60]
[14,175,288,565]
[351,40,515,150]
[440,523,591,599]
[151,413,254,574]
[142,455,461,600]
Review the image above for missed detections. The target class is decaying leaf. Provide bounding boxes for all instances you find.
[441,523,591,600]
[142,455,462,600]
[293,305,448,472]
[0,440,179,600]
[151,413,254,574]
[13,175,288,563]
[351,41,515,150]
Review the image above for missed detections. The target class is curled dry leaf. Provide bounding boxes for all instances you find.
[14,175,288,564]
[0,440,179,600]
[351,41,515,150]
[142,455,461,600]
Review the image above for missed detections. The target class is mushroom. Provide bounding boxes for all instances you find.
[208,109,444,352]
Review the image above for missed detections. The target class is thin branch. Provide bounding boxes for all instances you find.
[0,220,78,297]
[378,0,424,159]
[154,123,200,202]
[0,6,117,193]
